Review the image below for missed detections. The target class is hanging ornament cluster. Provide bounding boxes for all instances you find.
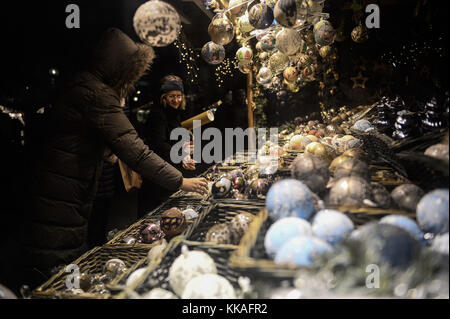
[201,0,335,94]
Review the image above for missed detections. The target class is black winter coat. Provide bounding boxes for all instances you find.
[21,28,183,271]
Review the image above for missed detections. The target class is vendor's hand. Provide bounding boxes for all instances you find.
[181,177,208,195]
[182,155,196,170]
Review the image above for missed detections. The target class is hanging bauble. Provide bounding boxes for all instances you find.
[235,46,253,65]
[313,20,336,46]
[201,41,225,65]
[276,28,303,56]
[351,24,369,43]
[256,41,263,51]
[238,13,254,33]
[229,0,247,16]
[257,66,273,84]
[274,0,298,28]
[260,33,277,51]
[208,14,235,45]
[133,0,181,47]
[283,66,298,82]
[248,2,274,29]
[259,51,270,60]
[300,64,315,81]
[318,45,331,58]
[269,51,289,74]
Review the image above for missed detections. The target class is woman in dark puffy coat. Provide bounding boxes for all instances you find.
[20,28,208,285]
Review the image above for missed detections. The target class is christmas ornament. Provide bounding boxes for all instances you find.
[139,223,165,244]
[257,66,273,85]
[290,153,330,194]
[304,142,334,163]
[212,176,233,198]
[126,268,147,287]
[235,46,253,65]
[350,71,368,89]
[266,179,315,221]
[230,212,255,244]
[333,158,370,181]
[392,110,421,139]
[201,41,225,65]
[370,182,393,209]
[312,209,354,246]
[260,33,277,51]
[160,208,187,236]
[141,288,178,299]
[351,24,368,43]
[103,259,127,279]
[421,97,446,131]
[274,0,298,28]
[329,155,351,174]
[416,189,449,235]
[133,0,181,47]
[248,2,274,29]
[208,14,235,45]
[275,236,334,267]
[264,217,313,258]
[318,45,331,58]
[238,62,253,74]
[283,66,298,82]
[247,178,270,199]
[430,233,449,255]
[269,51,290,74]
[238,13,254,33]
[391,184,424,212]
[352,119,374,132]
[205,223,233,244]
[182,274,236,299]
[379,215,425,245]
[168,246,217,296]
[329,176,372,206]
[229,0,247,16]
[289,135,311,150]
[424,143,449,162]
[313,20,336,46]
[276,28,302,56]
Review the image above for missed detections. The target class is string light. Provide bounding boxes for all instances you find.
[214,58,239,88]
[173,31,200,85]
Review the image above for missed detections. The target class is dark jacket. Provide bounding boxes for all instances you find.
[21,28,183,270]
[145,103,187,164]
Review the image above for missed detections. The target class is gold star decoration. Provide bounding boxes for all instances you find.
[351,71,369,89]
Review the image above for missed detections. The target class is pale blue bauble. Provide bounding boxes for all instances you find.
[264,217,313,258]
[275,236,334,267]
[352,119,374,132]
[430,233,449,255]
[312,209,354,246]
[379,215,425,245]
[417,189,449,235]
[266,179,315,221]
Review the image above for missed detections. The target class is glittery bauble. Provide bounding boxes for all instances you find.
[312,209,354,246]
[182,274,236,299]
[264,217,312,258]
[260,33,277,51]
[140,223,165,244]
[201,41,225,65]
[269,51,290,74]
[103,258,127,278]
[300,65,315,81]
[275,236,333,267]
[276,28,303,56]
[208,14,235,45]
[274,0,298,27]
[205,223,232,244]
[212,176,232,198]
[348,223,421,269]
[248,178,270,199]
[329,176,372,206]
[313,20,336,46]
[133,0,181,47]
[379,215,425,245]
[238,13,254,33]
[319,45,331,58]
[351,24,369,43]
[283,66,298,82]
[424,143,449,162]
[229,0,247,16]
[266,179,315,221]
[230,212,255,243]
[168,246,217,296]
[259,51,270,61]
[160,208,187,237]
[391,184,425,212]
[248,2,274,29]
[257,66,273,85]
[238,62,252,74]
[289,134,312,150]
[334,158,370,180]
[416,189,449,235]
[290,153,330,194]
[235,46,253,64]
[352,119,374,132]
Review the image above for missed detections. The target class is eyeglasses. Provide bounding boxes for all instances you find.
[167,94,183,100]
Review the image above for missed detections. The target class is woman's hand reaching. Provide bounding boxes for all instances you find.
[181,177,209,195]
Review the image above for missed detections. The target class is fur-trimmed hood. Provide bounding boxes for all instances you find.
[90,28,155,98]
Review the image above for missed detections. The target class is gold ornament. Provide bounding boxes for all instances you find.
[329,155,352,174]
[351,71,368,89]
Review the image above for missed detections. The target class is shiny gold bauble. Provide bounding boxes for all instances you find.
[343,148,369,162]
[329,155,352,174]
[305,142,333,163]
[283,66,298,82]
[306,135,319,143]
[341,135,355,142]
[319,45,331,58]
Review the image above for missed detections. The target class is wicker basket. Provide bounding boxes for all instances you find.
[32,245,150,299]
[115,239,241,299]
